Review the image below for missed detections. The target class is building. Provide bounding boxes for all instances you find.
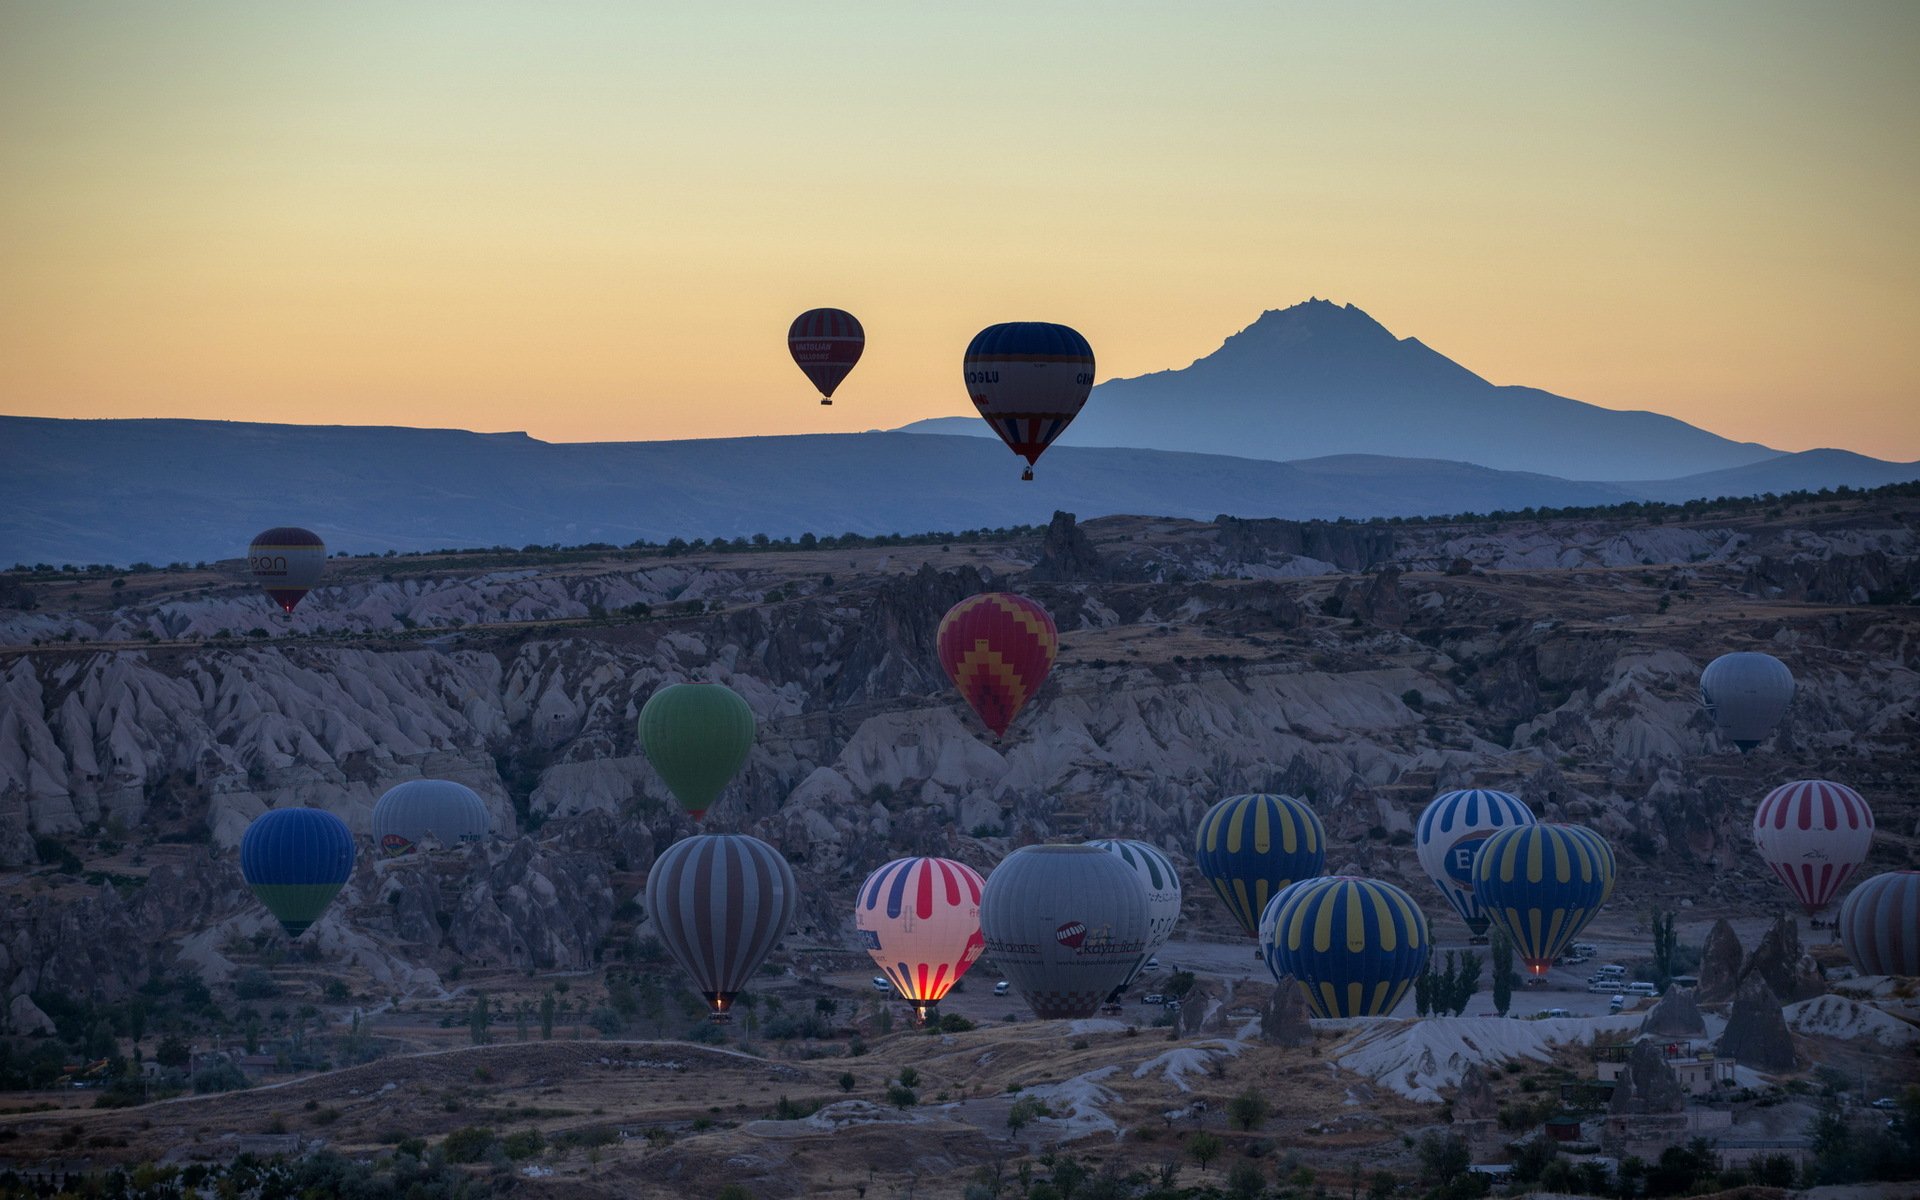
[1594,1040,1736,1096]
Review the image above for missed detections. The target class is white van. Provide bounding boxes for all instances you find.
[1591,965,1626,983]
[872,976,892,992]
[993,981,1011,996]
[1624,981,1660,998]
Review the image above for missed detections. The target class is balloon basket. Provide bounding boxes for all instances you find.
[820,398,832,405]
[1021,468,1034,481]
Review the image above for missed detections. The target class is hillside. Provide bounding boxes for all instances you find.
[1,492,1916,1195]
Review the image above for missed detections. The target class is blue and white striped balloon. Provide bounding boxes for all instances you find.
[1837,870,1920,979]
[1415,789,1536,936]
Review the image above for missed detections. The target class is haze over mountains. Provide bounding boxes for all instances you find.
[5,300,1915,566]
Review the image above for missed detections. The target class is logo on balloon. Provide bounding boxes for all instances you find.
[1445,836,1487,887]
[381,834,414,854]
[1055,921,1088,949]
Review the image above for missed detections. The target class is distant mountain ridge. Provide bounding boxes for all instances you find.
[920,299,1782,481]
[4,415,1916,567]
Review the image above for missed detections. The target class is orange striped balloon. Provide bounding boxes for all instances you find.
[936,593,1058,739]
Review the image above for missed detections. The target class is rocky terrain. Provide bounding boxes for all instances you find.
[0,488,1916,1194]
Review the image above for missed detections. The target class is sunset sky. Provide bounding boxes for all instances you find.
[3,2,1916,460]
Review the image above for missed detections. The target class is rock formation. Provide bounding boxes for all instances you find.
[1716,977,1798,1072]
[1260,977,1313,1047]
[1695,919,1744,1005]
[1454,1062,1498,1121]
[1608,1040,1687,1115]
[1640,987,1707,1038]
[1736,914,1827,1004]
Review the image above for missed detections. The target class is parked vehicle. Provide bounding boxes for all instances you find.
[1624,981,1660,997]
[872,976,892,992]
[994,981,1011,996]
[1142,993,1166,1005]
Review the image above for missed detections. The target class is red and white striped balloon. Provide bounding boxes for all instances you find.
[1751,779,1874,915]
[855,856,987,1024]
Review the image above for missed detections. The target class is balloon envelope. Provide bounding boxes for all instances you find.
[1259,876,1430,1018]
[639,683,756,819]
[1415,789,1536,937]
[980,844,1149,1019]
[1084,839,1182,993]
[1836,870,1920,978]
[937,593,1058,739]
[1472,823,1614,974]
[645,833,797,1019]
[788,308,864,402]
[856,856,986,1023]
[1700,652,1794,750]
[248,527,326,615]
[371,779,491,856]
[240,807,355,938]
[1195,794,1326,938]
[963,322,1094,479]
[1752,780,1874,915]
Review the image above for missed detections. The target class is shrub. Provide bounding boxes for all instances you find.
[442,1126,496,1163]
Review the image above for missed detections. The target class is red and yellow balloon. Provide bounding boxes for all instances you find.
[936,593,1058,740]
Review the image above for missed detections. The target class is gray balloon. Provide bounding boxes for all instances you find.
[1700,652,1794,751]
[371,779,491,856]
[645,833,796,1021]
[980,844,1150,1019]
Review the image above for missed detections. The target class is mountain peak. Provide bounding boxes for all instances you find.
[1178,299,1484,391]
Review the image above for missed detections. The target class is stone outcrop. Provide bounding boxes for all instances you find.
[1454,1062,1498,1121]
[1261,977,1313,1047]
[1608,1040,1687,1115]
[1025,512,1130,583]
[1736,914,1826,1004]
[1695,919,1744,1005]
[1640,987,1707,1038]
[1716,977,1797,1072]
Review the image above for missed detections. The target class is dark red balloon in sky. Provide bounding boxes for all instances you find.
[788,308,864,404]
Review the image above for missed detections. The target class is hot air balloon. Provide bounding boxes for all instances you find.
[788,308,865,405]
[371,779,491,857]
[1472,823,1615,975]
[979,844,1149,1019]
[1752,780,1875,915]
[645,833,797,1020]
[1836,870,1920,978]
[963,322,1094,480]
[937,593,1058,740]
[856,856,986,1024]
[1415,789,1536,938]
[1195,794,1326,939]
[1700,652,1794,751]
[248,527,326,615]
[639,683,756,819]
[1258,876,1430,1019]
[1084,839,1182,995]
[240,807,355,938]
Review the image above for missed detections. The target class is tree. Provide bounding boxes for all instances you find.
[1008,1095,1049,1136]
[1651,909,1678,988]
[1226,1159,1266,1200]
[540,992,556,1039]
[1186,1131,1222,1173]
[154,1036,191,1070]
[1454,951,1483,1016]
[1227,1085,1271,1131]
[1166,970,1196,998]
[1415,969,1433,1017]
[1417,1132,1470,1185]
[468,993,491,1045]
[1491,932,1514,1016]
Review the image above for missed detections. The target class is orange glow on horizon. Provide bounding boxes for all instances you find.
[1,3,1915,460]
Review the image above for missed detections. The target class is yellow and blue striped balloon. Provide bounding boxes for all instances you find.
[1471,822,1615,974]
[1195,793,1326,938]
[1259,876,1429,1019]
